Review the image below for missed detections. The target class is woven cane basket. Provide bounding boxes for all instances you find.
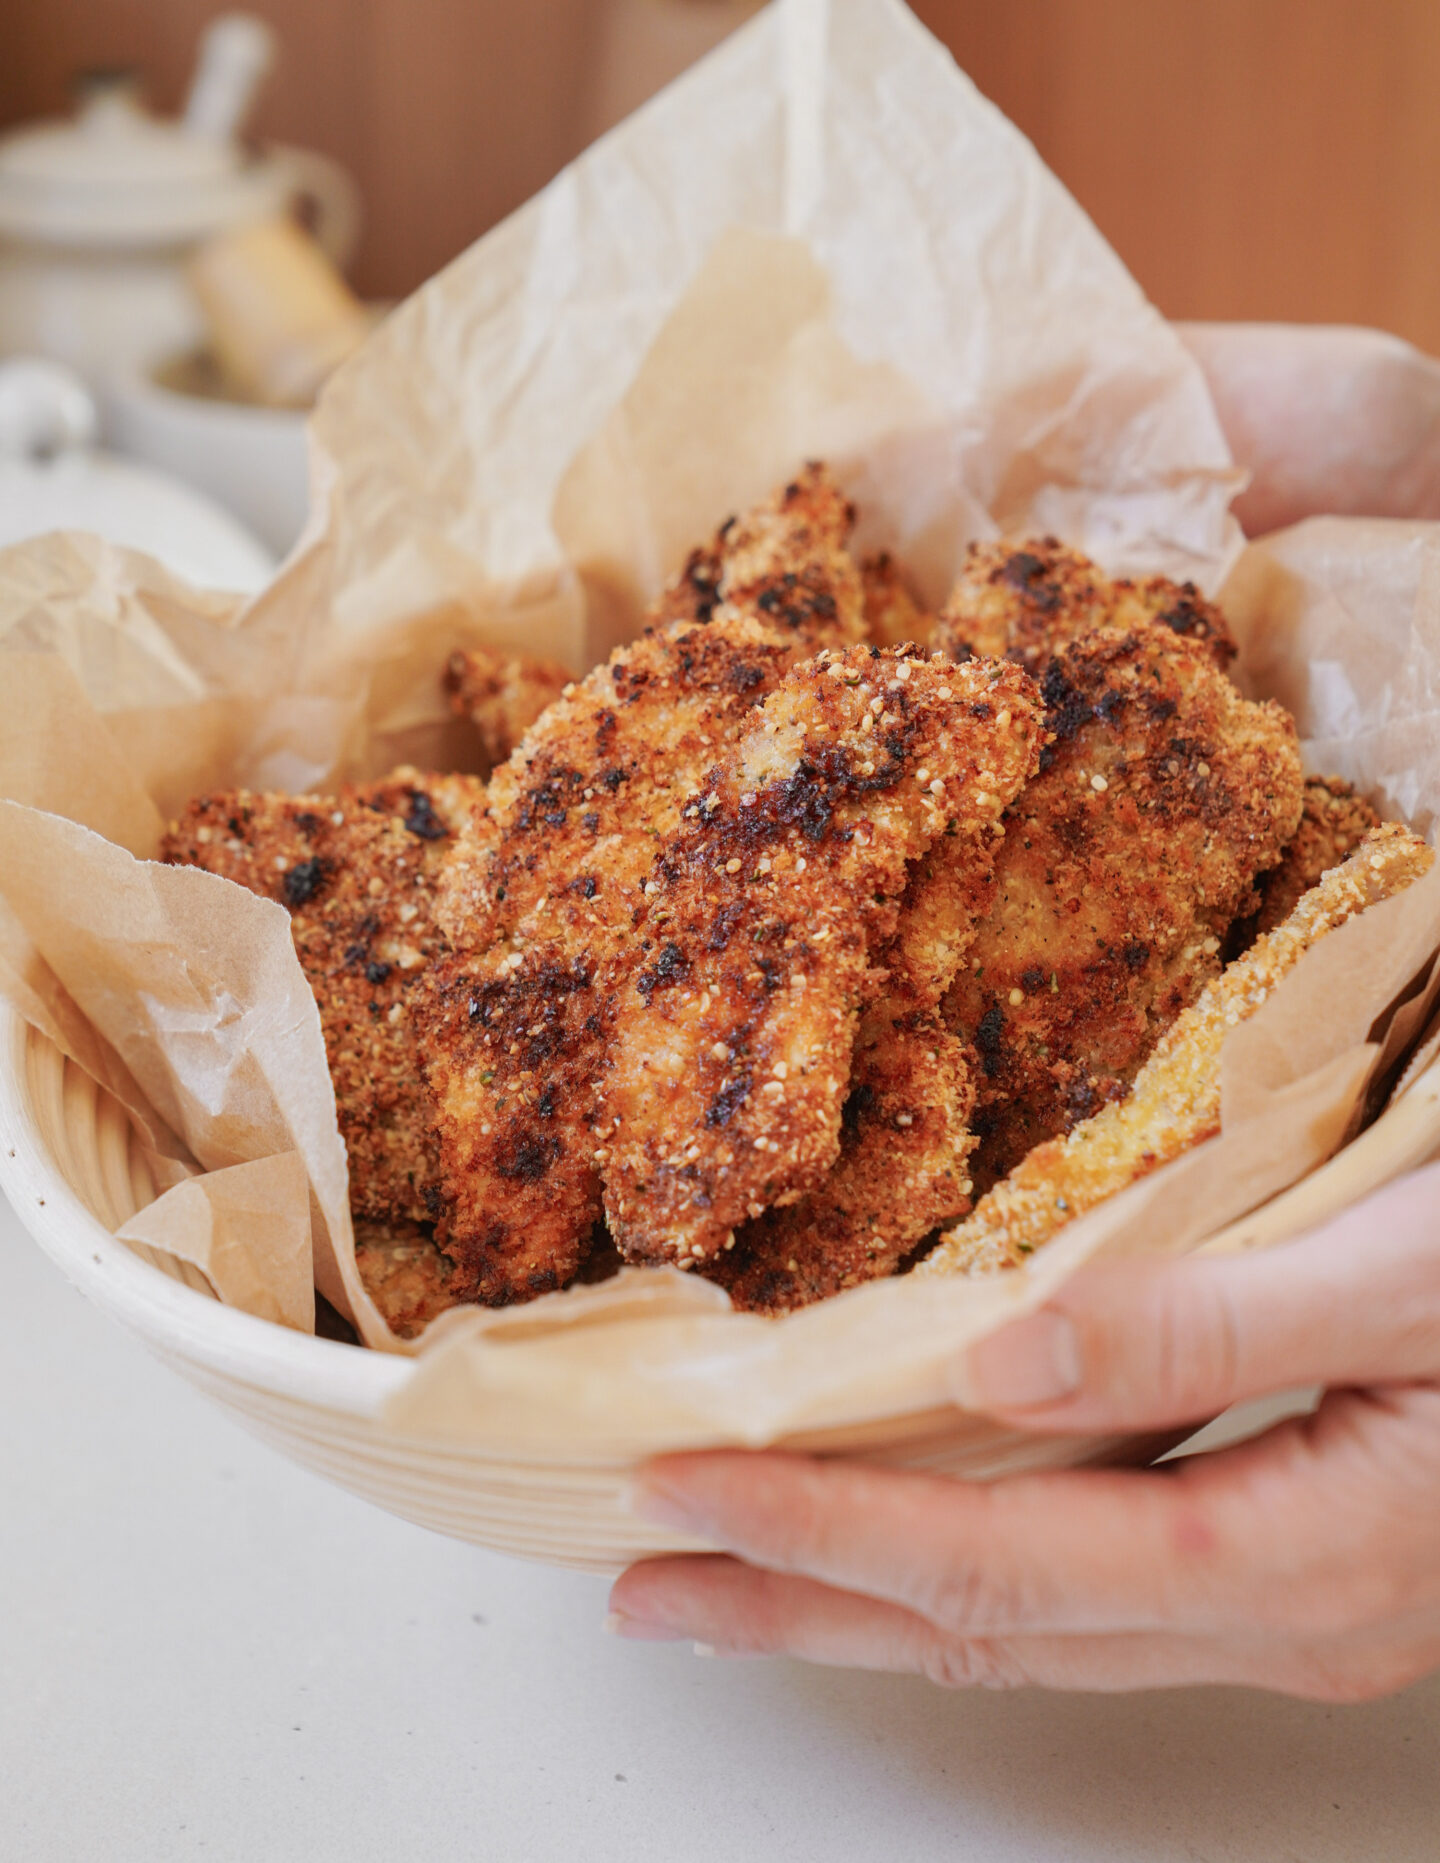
[4,1004,1439,1573]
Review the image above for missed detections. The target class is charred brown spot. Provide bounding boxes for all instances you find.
[403,790,448,840]
[495,1129,561,1183]
[975,1004,1005,1078]
[704,1075,752,1128]
[282,857,328,907]
[636,941,690,1003]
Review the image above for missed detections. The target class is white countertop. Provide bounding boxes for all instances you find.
[5,1191,1438,1863]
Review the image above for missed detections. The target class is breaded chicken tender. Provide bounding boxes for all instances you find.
[861,551,932,649]
[444,646,572,770]
[922,824,1434,1276]
[934,539,1236,675]
[353,1218,467,1340]
[162,768,482,1231]
[650,462,867,646]
[943,619,1304,1188]
[1251,776,1382,938]
[704,1010,977,1312]
[705,663,1045,1310]
[599,646,1044,1267]
[424,471,867,1303]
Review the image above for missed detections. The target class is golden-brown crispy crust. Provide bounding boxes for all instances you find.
[1251,776,1382,938]
[423,617,802,1304]
[705,1010,977,1312]
[861,551,932,649]
[423,470,869,1303]
[598,646,1044,1266]
[161,768,482,1232]
[649,463,867,645]
[942,618,1304,1188]
[444,647,572,771]
[934,538,1237,675]
[922,824,1435,1275]
[353,1218,467,1340]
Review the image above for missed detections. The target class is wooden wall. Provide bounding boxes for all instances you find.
[4,0,1439,351]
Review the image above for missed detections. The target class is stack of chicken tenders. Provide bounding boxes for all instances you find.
[162,467,1432,1333]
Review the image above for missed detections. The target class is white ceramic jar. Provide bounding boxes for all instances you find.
[0,15,359,385]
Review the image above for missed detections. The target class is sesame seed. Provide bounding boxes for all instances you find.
[710,1042,728,1061]
[960,1179,973,1196]
[1197,763,1210,778]
[725,858,742,873]
[754,1137,769,1150]
[937,685,952,699]
[895,661,912,682]
[757,856,772,872]
[1009,987,1025,1006]
[929,778,945,796]
[691,1243,706,1258]
[787,1259,799,1272]
[869,697,884,715]
[795,856,807,872]
[896,1113,913,1127]
[772,1061,788,1079]
[723,1234,736,1251]
[915,768,931,785]
[330,810,345,826]
[644,881,659,895]
[996,709,1011,730]
[1090,773,1109,793]
[273,854,288,870]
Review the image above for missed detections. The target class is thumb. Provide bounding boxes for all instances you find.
[952,1162,1440,1431]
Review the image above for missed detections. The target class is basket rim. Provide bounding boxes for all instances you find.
[0,1002,409,1417]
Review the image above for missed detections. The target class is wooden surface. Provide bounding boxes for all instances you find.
[2,0,1438,352]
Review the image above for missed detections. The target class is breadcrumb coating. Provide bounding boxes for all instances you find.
[353,1218,466,1340]
[921,824,1434,1276]
[704,1010,978,1312]
[598,646,1044,1266]
[649,462,867,647]
[942,617,1304,1189]
[444,646,571,771]
[861,551,932,649]
[1251,776,1382,938]
[934,538,1237,675]
[423,470,868,1303]
[706,657,1045,1310]
[161,768,482,1231]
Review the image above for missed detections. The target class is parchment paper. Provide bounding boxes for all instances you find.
[0,0,1437,1446]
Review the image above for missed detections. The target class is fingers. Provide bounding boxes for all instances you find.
[1177,321,1440,531]
[630,1446,1243,1637]
[958,1165,1440,1433]
[609,1555,1439,1700]
[628,1390,1440,1645]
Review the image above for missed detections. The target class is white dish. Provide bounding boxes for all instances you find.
[104,350,310,558]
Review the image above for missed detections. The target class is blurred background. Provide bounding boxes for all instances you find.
[6,0,1435,341]
[2,0,1436,581]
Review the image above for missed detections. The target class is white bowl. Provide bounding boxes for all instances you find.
[7,998,1440,1572]
[103,349,311,559]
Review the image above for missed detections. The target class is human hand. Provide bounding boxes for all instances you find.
[1178,322,1440,535]
[610,1164,1440,1699]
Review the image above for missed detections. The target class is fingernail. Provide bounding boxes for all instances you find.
[603,1610,686,1643]
[958,1309,1082,1410]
